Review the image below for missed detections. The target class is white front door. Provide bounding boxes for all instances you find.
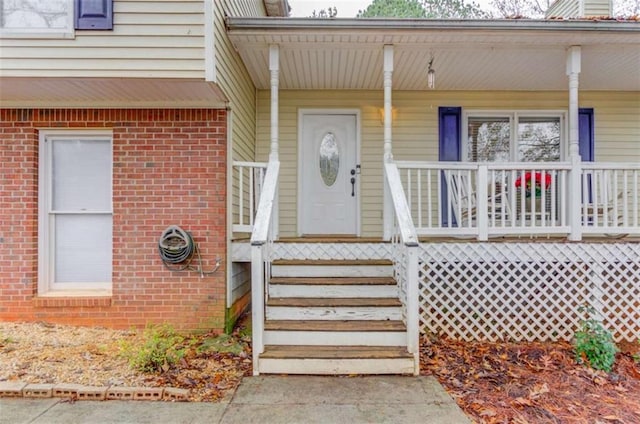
[299,112,359,236]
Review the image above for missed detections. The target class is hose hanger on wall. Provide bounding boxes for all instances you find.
[158,225,220,278]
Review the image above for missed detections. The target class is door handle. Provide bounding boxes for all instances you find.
[350,169,356,197]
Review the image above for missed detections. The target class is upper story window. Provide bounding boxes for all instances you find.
[1,0,113,38]
[1,0,73,37]
[464,112,565,163]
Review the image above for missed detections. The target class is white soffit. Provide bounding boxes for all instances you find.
[0,78,228,108]
[227,19,640,91]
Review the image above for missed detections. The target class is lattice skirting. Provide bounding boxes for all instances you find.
[231,241,393,262]
[418,242,640,342]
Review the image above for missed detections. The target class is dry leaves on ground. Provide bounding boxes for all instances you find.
[421,336,640,424]
[0,316,252,402]
[2,317,639,421]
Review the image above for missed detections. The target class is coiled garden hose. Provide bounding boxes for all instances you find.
[158,225,220,277]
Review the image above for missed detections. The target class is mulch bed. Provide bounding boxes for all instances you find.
[421,336,640,424]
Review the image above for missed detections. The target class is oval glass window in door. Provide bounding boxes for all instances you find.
[319,132,339,187]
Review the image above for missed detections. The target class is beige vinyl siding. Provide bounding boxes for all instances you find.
[0,0,206,78]
[256,90,640,238]
[546,0,581,18]
[546,0,611,17]
[583,92,640,161]
[584,0,612,16]
[214,0,266,236]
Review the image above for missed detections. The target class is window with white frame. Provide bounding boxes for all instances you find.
[464,112,565,162]
[0,0,73,37]
[39,131,113,294]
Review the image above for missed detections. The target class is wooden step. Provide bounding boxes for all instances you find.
[269,277,398,298]
[264,320,405,332]
[261,345,412,359]
[267,297,401,307]
[269,277,396,285]
[272,259,392,266]
[271,262,394,278]
[263,320,407,346]
[258,345,416,374]
[275,237,386,243]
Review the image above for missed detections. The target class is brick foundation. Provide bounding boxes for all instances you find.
[0,108,228,332]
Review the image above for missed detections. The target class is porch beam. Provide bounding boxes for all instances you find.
[566,45,582,241]
[269,44,279,161]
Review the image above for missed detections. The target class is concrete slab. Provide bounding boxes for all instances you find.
[0,398,60,424]
[0,376,471,424]
[221,376,471,424]
[0,400,227,424]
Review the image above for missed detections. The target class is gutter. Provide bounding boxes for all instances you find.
[226,17,640,33]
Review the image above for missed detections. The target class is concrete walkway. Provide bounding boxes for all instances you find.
[0,376,471,424]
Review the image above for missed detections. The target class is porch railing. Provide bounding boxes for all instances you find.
[384,162,420,375]
[232,161,267,233]
[249,159,279,375]
[581,163,640,236]
[395,161,638,240]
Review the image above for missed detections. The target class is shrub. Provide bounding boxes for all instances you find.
[573,308,618,372]
[120,324,186,373]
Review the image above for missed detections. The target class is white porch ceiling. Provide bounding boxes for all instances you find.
[227,18,640,91]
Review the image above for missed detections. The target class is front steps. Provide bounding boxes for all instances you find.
[257,259,415,375]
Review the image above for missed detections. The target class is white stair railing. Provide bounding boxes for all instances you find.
[232,161,267,233]
[384,162,420,376]
[250,160,280,375]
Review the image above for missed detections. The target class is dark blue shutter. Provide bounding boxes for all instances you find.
[578,108,594,162]
[75,0,113,30]
[439,107,462,226]
[579,108,595,204]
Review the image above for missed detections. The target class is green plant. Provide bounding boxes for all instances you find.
[573,307,618,372]
[120,324,186,373]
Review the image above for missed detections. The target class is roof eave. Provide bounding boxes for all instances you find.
[227,17,640,33]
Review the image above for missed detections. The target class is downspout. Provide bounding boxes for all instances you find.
[204,0,215,82]
[567,46,582,241]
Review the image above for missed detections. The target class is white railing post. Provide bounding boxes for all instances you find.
[569,157,583,241]
[405,245,419,375]
[250,160,280,376]
[477,165,489,241]
[384,162,420,374]
[250,244,265,375]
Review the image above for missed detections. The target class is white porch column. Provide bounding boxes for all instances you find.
[269,45,279,161]
[383,45,394,240]
[383,45,394,162]
[567,46,582,241]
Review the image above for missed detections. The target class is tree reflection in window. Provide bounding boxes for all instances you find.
[319,132,339,187]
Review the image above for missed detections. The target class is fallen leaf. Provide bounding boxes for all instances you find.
[514,397,534,406]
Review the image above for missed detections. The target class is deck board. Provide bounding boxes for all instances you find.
[269,277,396,285]
[267,297,401,307]
[264,320,406,332]
[261,345,412,359]
[272,259,393,266]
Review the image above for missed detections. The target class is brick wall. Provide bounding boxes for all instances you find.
[0,109,228,332]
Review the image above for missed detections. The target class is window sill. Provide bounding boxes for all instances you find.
[33,292,112,308]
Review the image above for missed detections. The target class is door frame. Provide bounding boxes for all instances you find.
[297,108,361,237]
